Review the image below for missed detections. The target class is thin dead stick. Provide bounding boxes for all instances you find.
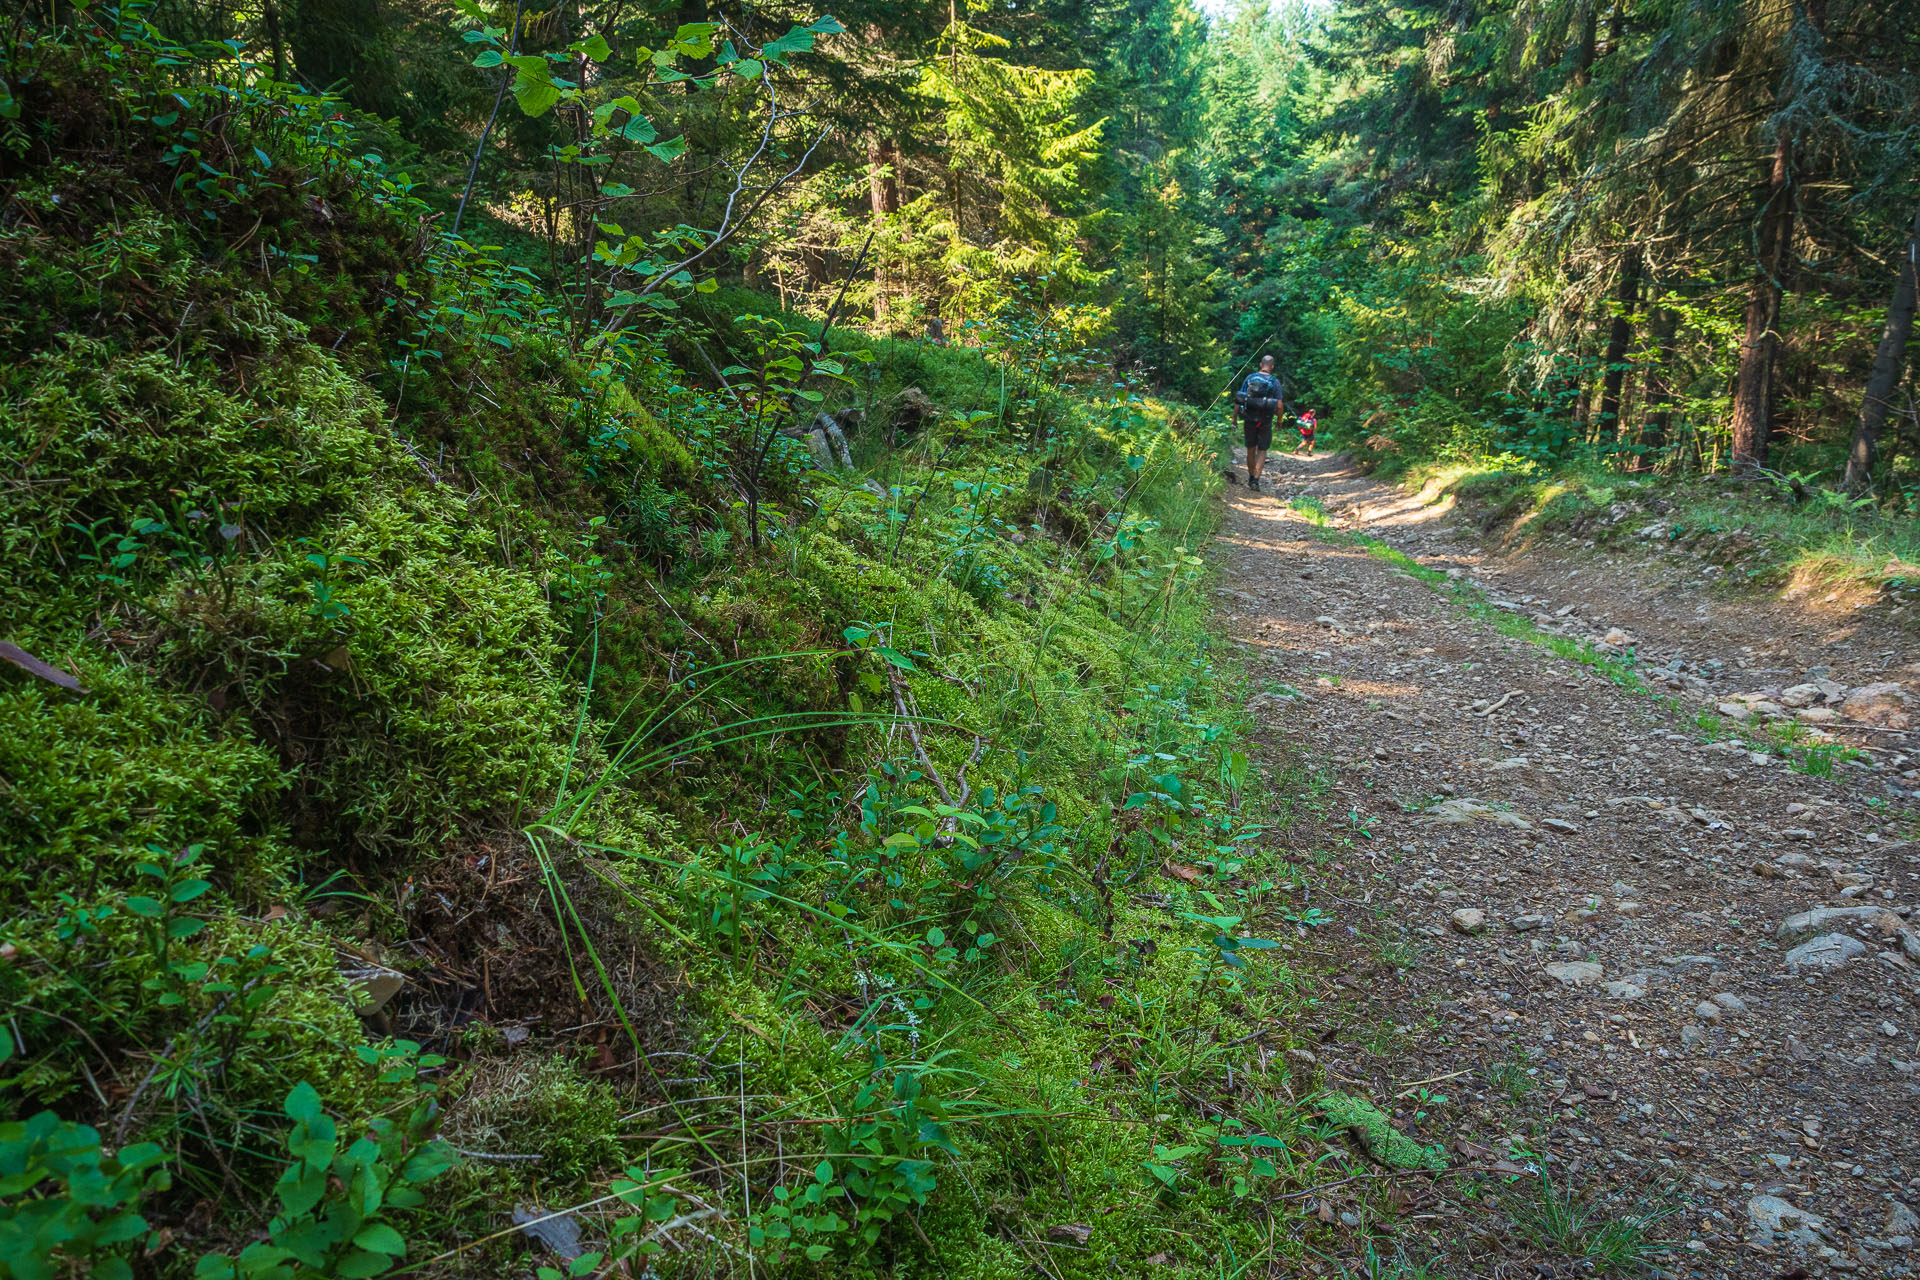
[452,0,525,236]
[1393,1068,1474,1097]
[886,663,953,804]
[1473,690,1524,717]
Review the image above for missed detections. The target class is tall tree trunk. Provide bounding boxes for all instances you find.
[1598,245,1641,439]
[1841,203,1920,493]
[263,0,288,81]
[1573,0,1599,86]
[867,135,899,324]
[1637,301,1678,471]
[1729,132,1795,472]
[1598,0,1625,60]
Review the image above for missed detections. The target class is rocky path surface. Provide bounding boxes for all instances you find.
[1217,454,1919,1278]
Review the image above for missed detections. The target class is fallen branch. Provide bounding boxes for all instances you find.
[1472,690,1523,717]
[886,664,952,805]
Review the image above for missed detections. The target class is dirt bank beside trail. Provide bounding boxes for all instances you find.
[1218,453,1919,1279]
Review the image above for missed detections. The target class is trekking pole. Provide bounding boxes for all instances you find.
[1204,331,1283,415]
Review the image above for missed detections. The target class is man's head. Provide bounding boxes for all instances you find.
[1259,355,1275,371]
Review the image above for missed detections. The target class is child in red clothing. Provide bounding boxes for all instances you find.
[1296,408,1317,455]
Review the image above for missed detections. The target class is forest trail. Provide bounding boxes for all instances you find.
[1214,453,1920,1277]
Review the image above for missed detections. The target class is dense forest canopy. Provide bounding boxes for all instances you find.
[2,0,1917,1276]
[57,0,1916,495]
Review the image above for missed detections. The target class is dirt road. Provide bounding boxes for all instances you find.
[1217,453,1920,1278]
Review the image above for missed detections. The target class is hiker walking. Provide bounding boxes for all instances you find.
[1296,407,1317,455]
[1231,355,1285,490]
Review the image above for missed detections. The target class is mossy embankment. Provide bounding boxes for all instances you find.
[0,19,1397,1280]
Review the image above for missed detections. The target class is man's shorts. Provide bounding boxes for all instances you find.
[1242,415,1273,451]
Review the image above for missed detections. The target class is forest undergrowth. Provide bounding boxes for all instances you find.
[0,13,1398,1279]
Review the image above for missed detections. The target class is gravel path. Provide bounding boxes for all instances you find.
[1217,453,1920,1278]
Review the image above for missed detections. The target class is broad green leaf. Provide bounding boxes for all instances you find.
[283,1081,323,1124]
[353,1223,406,1255]
[332,1248,395,1278]
[645,136,688,163]
[505,55,561,117]
[574,34,611,62]
[400,1142,457,1184]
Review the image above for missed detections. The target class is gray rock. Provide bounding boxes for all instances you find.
[1694,1001,1722,1022]
[1681,1024,1707,1048]
[1711,992,1748,1013]
[1777,905,1911,943]
[1749,1195,1825,1247]
[1780,683,1822,708]
[514,1205,586,1261]
[1890,1203,1920,1237]
[1785,933,1867,969]
[1546,960,1604,987]
[1604,979,1647,999]
[1508,914,1548,932]
[1450,908,1489,935]
[1541,818,1580,834]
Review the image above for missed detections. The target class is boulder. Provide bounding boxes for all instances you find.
[1749,1195,1825,1247]
[1545,960,1604,986]
[1784,933,1866,969]
[1450,908,1488,935]
[1776,905,1910,943]
[1779,683,1822,708]
[1841,681,1911,729]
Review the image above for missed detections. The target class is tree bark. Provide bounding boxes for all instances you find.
[867,135,899,324]
[264,0,288,81]
[1842,202,1920,493]
[1729,132,1795,472]
[1598,0,1625,61]
[1637,301,1678,471]
[1573,0,1599,86]
[1598,245,1641,440]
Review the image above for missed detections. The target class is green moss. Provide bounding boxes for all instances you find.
[1320,1092,1448,1171]
[442,1056,627,1187]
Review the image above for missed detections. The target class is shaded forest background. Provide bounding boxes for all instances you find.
[136,0,1920,497]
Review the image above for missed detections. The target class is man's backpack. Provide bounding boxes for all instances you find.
[1236,370,1284,414]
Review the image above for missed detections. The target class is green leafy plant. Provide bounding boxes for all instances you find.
[192,1060,456,1280]
[0,1115,170,1280]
